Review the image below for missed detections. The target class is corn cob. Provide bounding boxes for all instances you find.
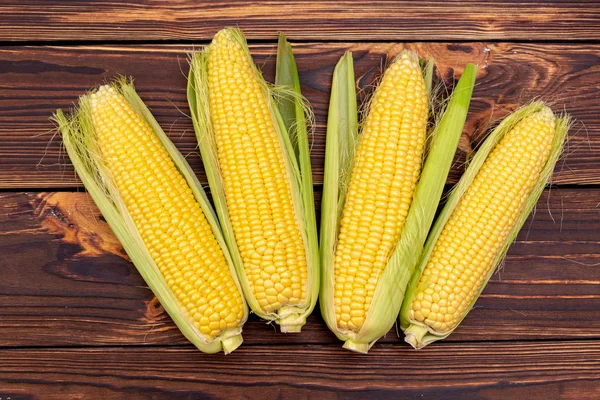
[187,28,319,332]
[320,51,477,352]
[400,102,570,349]
[54,79,248,354]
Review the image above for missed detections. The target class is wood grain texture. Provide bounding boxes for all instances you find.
[0,342,599,399]
[1,42,599,189]
[1,188,598,348]
[1,1,599,395]
[1,1,600,42]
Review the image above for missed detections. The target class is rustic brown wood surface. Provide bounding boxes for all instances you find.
[1,42,600,189]
[1,342,599,399]
[1,189,599,349]
[1,1,600,398]
[2,1,600,42]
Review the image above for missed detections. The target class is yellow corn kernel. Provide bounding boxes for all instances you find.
[89,85,245,340]
[408,108,556,332]
[207,30,308,312]
[333,51,428,332]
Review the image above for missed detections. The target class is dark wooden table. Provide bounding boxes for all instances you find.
[1,2,600,398]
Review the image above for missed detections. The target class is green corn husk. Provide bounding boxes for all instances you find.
[187,28,319,332]
[53,79,248,354]
[319,51,477,353]
[400,101,570,349]
[274,32,321,329]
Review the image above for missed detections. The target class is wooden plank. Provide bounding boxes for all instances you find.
[1,42,599,189]
[1,1,599,42]
[1,188,598,348]
[0,342,599,399]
